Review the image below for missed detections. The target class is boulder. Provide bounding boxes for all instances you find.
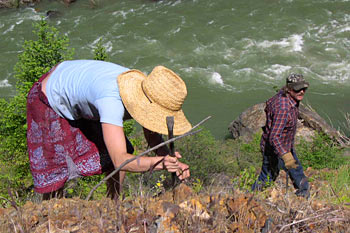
[0,0,39,8]
[228,103,349,146]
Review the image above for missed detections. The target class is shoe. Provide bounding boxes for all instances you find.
[295,189,310,199]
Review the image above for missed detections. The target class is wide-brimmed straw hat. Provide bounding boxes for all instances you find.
[117,66,192,135]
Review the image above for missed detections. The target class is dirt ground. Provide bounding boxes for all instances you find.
[0,168,349,233]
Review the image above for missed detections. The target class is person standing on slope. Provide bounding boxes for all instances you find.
[252,74,310,198]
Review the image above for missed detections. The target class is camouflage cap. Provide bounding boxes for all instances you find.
[286,73,309,91]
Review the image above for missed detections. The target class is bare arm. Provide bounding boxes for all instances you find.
[102,123,166,172]
[143,127,190,179]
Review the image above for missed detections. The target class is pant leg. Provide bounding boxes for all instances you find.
[102,136,134,200]
[282,150,309,197]
[252,148,280,191]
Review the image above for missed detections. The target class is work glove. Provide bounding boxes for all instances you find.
[281,152,298,170]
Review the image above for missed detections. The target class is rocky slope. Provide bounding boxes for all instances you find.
[0,168,349,233]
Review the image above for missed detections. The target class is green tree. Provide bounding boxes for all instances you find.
[0,19,74,204]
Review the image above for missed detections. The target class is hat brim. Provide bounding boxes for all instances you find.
[118,70,192,136]
[289,81,309,91]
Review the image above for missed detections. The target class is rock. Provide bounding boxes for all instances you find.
[228,102,349,146]
[63,0,76,6]
[0,0,39,8]
[173,183,194,204]
[179,199,210,220]
[155,216,181,233]
[228,103,266,143]
[226,193,268,230]
[46,10,62,18]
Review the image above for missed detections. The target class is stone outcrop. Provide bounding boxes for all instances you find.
[0,183,270,232]
[0,0,75,8]
[228,102,349,146]
[1,173,349,233]
[0,0,38,8]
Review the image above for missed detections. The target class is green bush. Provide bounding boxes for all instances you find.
[0,19,74,205]
[329,165,350,204]
[296,132,346,169]
[169,128,261,185]
[175,128,229,184]
[93,38,108,61]
[328,165,350,204]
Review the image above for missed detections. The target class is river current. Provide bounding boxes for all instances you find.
[1,0,350,138]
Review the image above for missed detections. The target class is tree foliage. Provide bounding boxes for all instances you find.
[0,19,74,203]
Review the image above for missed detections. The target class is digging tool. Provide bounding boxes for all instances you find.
[166,116,177,187]
[86,116,211,201]
[285,171,289,197]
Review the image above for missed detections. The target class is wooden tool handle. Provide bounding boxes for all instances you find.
[166,116,175,157]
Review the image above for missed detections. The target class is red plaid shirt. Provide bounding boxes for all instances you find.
[260,89,299,157]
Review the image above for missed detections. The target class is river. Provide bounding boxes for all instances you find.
[1,0,350,138]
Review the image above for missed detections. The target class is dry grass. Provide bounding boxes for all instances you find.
[1,168,349,233]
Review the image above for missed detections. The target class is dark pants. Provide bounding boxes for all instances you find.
[252,147,309,197]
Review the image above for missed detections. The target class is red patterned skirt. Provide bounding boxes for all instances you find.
[26,71,104,194]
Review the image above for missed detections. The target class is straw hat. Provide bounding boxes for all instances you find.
[117,66,192,135]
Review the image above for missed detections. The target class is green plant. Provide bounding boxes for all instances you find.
[325,165,350,204]
[151,174,166,197]
[239,133,261,154]
[192,178,203,193]
[296,132,346,169]
[176,128,228,184]
[238,166,258,191]
[0,19,74,205]
[93,38,108,61]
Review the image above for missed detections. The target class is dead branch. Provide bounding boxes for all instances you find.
[278,209,340,232]
[86,116,211,201]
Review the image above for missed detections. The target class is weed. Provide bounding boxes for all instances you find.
[297,132,346,169]
[325,165,350,204]
[192,178,203,193]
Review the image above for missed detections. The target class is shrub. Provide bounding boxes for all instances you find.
[296,132,346,169]
[0,19,74,205]
[143,128,262,187]
[93,38,108,61]
[175,128,230,184]
[328,165,350,204]
[238,166,258,191]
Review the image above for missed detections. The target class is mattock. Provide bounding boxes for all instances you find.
[166,116,177,187]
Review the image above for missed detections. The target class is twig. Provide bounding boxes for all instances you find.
[0,196,11,205]
[86,116,211,200]
[7,188,18,211]
[278,210,340,232]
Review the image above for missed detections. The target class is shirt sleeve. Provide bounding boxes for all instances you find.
[94,97,125,127]
[269,108,289,156]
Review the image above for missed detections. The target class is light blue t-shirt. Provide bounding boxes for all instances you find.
[46,60,130,127]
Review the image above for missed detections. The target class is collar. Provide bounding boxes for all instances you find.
[286,93,298,107]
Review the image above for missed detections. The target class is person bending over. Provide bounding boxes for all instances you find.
[26,60,191,200]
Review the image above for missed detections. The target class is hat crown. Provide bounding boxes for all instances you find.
[286,73,305,84]
[286,73,309,91]
[142,66,187,111]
